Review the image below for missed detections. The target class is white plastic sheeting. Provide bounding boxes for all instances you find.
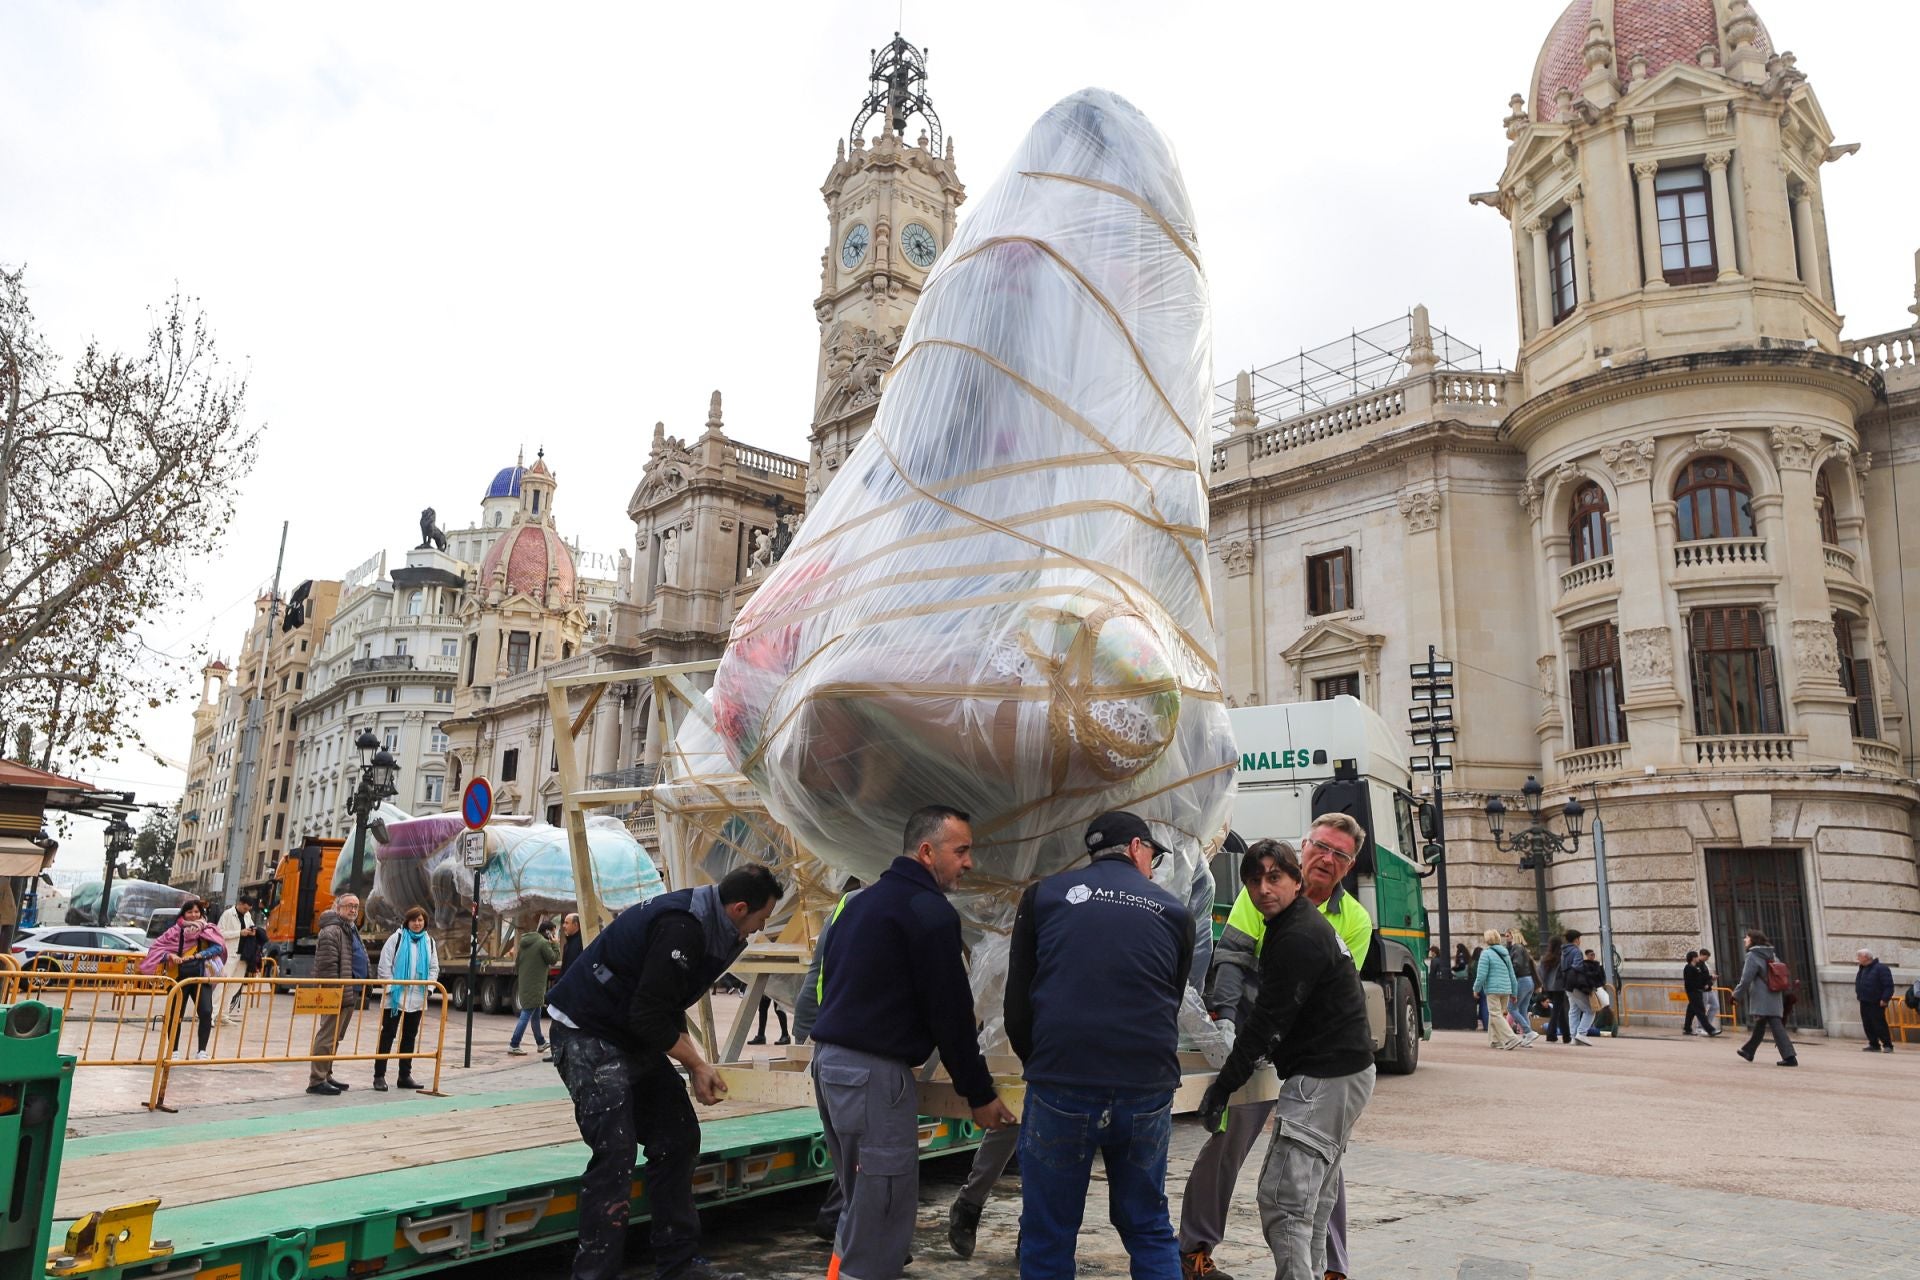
[713,88,1234,916]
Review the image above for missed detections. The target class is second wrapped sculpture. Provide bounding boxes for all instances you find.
[714,88,1234,890]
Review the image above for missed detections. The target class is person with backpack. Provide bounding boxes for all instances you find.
[1471,929,1528,1050]
[1560,930,1598,1045]
[1732,929,1797,1067]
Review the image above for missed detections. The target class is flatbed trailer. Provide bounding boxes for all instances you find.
[42,1074,982,1280]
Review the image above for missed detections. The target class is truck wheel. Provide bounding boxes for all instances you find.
[479,976,508,1015]
[448,975,471,1011]
[1378,975,1421,1076]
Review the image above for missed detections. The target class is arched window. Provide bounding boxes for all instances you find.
[1815,469,1839,545]
[1568,482,1611,564]
[407,590,424,616]
[1673,456,1754,541]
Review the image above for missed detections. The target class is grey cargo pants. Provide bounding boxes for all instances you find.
[1255,1066,1374,1280]
[814,1043,921,1280]
[1178,1097,1350,1275]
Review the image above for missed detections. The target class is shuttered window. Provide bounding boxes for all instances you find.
[1313,673,1360,701]
[1549,209,1578,323]
[1815,469,1840,545]
[1687,608,1783,736]
[1834,615,1877,739]
[1568,622,1628,748]
[1307,548,1354,615]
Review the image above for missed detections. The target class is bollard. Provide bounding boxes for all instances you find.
[1,999,76,1280]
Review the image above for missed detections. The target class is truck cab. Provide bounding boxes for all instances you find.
[264,837,343,977]
[1221,696,1433,1074]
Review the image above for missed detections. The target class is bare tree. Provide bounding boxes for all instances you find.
[0,264,258,769]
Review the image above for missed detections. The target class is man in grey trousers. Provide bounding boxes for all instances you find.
[1198,841,1376,1280]
[808,807,1016,1280]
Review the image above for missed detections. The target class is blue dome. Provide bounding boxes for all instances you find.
[486,465,523,499]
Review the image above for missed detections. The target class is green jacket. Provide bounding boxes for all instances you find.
[516,931,560,1010]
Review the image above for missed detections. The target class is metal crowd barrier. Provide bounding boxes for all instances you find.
[148,975,450,1111]
[1885,997,1919,1045]
[0,968,178,1067]
[1616,981,1737,1030]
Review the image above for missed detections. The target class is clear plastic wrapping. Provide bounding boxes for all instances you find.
[713,89,1235,917]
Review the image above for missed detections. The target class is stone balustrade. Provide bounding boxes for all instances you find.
[1211,369,1515,478]
[1822,543,1857,579]
[1560,556,1615,594]
[1687,734,1803,766]
[1843,325,1920,373]
[1855,738,1902,774]
[730,443,807,482]
[1557,743,1627,778]
[1673,537,1768,570]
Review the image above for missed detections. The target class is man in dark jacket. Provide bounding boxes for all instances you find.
[545,866,781,1280]
[1682,950,1718,1036]
[1004,810,1192,1279]
[810,805,1016,1280]
[307,894,369,1095]
[1856,948,1896,1052]
[557,912,583,980]
[1198,842,1375,1280]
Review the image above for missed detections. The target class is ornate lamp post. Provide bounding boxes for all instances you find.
[1483,775,1584,951]
[97,812,136,926]
[346,728,399,899]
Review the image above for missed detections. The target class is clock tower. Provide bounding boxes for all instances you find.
[807,33,965,503]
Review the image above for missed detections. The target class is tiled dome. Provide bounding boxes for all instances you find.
[478,522,576,603]
[485,465,524,499]
[1532,0,1774,122]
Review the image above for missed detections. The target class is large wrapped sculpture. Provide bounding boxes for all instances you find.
[714,89,1234,908]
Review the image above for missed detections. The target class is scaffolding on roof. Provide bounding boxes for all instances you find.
[1212,310,1499,435]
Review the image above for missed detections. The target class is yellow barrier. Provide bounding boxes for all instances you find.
[1616,981,1737,1031]
[0,951,18,973]
[1885,998,1919,1045]
[0,968,180,1066]
[148,976,450,1112]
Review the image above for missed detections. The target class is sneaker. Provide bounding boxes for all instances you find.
[1885,1045,1897,1053]
[1864,1044,1883,1052]
[507,1046,527,1056]
[1181,1248,1231,1280]
[948,1199,982,1259]
[1521,1033,1538,1045]
[193,1049,210,1061]
[1707,1029,1722,1037]
[1573,1035,1592,1046]
[1777,1058,1798,1067]
[1501,1039,1520,1050]
[306,1081,345,1096]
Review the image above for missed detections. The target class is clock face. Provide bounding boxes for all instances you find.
[901,221,939,269]
[841,223,870,269]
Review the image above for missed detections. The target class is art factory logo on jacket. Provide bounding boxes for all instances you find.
[1065,884,1092,905]
[1069,884,1167,915]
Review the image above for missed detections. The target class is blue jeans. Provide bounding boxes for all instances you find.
[1018,1084,1177,1280]
[510,1005,546,1049]
[1512,977,1535,1029]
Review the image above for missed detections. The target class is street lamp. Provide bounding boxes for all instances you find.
[346,728,400,899]
[1482,775,1584,952]
[98,811,136,926]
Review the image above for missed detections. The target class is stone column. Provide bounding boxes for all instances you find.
[1566,190,1590,306]
[1769,425,1855,762]
[1521,481,1565,768]
[1601,438,1682,766]
[1791,185,1827,302]
[1705,152,1741,280]
[1633,161,1664,287]
[591,698,621,777]
[1527,219,1553,332]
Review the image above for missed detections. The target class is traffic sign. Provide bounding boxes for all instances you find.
[462,777,493,830]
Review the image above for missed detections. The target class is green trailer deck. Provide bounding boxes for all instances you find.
[40,1070,980,1280]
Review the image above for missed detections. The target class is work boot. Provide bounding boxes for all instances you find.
[809,1212,838,1243]
[948,1198,982,1259]
[1182,1248,1231,1279]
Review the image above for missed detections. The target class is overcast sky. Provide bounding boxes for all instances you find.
[8,0,1916,876]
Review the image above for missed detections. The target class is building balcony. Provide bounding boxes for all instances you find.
[1855,738,1902,774]
[1556,742,1628,778]
[1822,543,1857,579]
[351,655,416,674]
[1559,556,1615,596]
[1686,734,1803,767]
[1673,537,1769,572]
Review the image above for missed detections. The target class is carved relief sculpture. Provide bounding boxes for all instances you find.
[1519,480,1544,519]
[1693,427,1731,452]
[1600,437,1657,483]
[1770,424,1822,471]
[1221,538,1254,578]
[1623,627,1674,685]
[1537,654,1558,718]
[1398,489,1443,533]
[1791,617,1841,682]
[659,527,680,587]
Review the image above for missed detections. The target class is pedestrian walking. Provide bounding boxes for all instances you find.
[1198,840,1375,1280]
[1505,930,1536,1038]
[140,898,227,1059]
[1682,949,1719,1036]
[1561,931,1598,1045]
[1699,948,1722,1028]
[1732,929,1797,1067]
[374,905,439,1090]
[1856,948,1896,1052]
[1179,817,1373,1280]
[557,912,583,981]
[216,894,266,1023]
[745,995,789,1046]
[1472,929,1527,1049]
[1451,942,1470,979]
[809,806,1017,1280]
[306,894,369,1094]
[1538,931,1571,1044]
[544,864,781,1280]
[509,921,559,1057]
[1004,811,1193,1280]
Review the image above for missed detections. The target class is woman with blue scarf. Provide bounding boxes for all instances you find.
[375,905,440,1091]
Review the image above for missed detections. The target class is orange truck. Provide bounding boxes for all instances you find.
[254,836,344,977]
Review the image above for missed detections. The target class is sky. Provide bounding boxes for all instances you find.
[7,0,1917,877]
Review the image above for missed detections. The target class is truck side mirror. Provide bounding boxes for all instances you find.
[1417,801,1441,842]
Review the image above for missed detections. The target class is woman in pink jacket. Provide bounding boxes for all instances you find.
[140,898,227,1058]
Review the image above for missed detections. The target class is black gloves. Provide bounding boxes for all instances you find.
[1198,1079,1231,1134]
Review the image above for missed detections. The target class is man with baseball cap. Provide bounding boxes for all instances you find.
[1004,810,1195,1279]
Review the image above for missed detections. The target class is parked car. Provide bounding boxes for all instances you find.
[12,925,150,971]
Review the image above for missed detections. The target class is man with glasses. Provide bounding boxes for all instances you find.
[1004,810,1193,1280]
[1180,814,1373,1280]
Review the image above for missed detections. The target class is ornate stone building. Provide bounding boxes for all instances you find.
[1209,0,1919,1036]
[171,658,232,895]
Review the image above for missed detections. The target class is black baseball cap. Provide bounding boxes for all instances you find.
[1084,811,1171,860]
